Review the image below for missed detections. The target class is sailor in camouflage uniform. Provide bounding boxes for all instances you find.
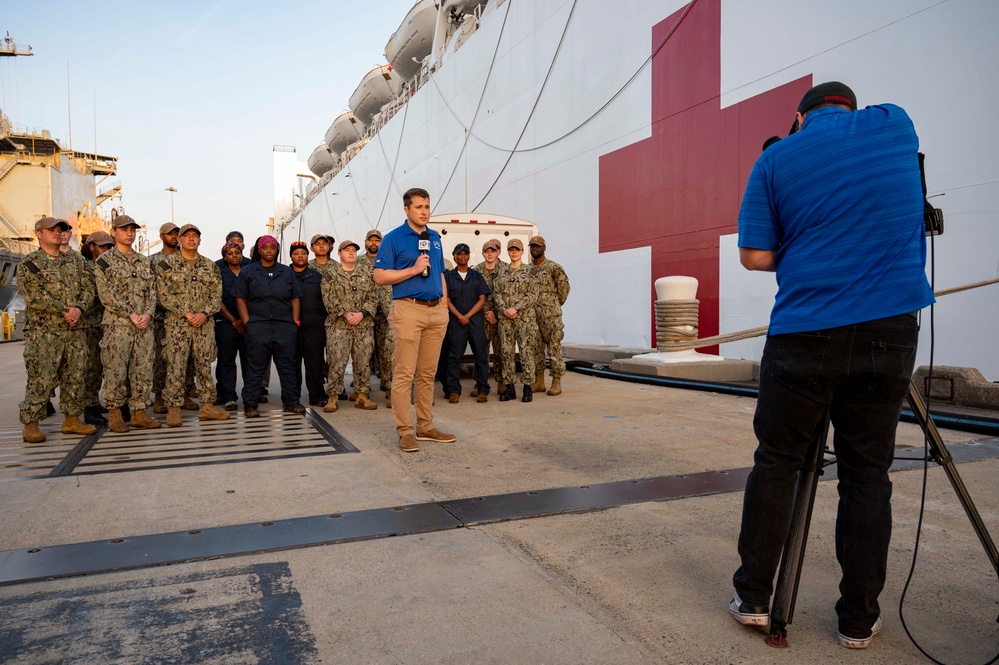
[18,217,97,443]
[150,222,197,412]
[493,238,539,402]
[358,229,394,406]
[81,231,115,426]
[307,233,337,277]
[321,240,378,412]
[155,224,229,427]
[472,238,508,395]
[529,235,570,396]
[94,215,162,432]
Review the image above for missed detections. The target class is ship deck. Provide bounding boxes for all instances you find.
[1,339,997,664]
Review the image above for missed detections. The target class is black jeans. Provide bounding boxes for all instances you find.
[295,322,327,404]
[733,312,918,635]
[241,321,301,408]
[446,318,490,396]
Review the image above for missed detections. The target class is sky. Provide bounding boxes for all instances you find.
[1,0,419,252]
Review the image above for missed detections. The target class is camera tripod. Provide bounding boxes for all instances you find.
[765,380,999,648]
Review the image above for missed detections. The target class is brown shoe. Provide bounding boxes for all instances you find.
[398,434,419,452]
[199,404,231,421]
[348,392,359,402]
[532,373,546,393]
[547,377,562,396]
[22,422,46,443]
[385,387,391,408]
[181,397,200,411]
[323,397,338,413]
[107,408,129,433]
[244,407,260,418]
[415,427,456,443]
[355,394,377,410]
[470,388,479,397]
[152,392,167,414]
[477,393,488,403]
[61,414,97,436]
[449,393,459,404]
[130,409,161,429]
[166,406,182,427]
[497,381,506,395]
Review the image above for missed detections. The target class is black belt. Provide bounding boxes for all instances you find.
[397,297,440,307]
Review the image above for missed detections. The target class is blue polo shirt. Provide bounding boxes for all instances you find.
[374,220,445,300]
[738,104,934,335]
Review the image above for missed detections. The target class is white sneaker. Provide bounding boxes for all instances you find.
[728,591,769,627]
[838,616,882,649]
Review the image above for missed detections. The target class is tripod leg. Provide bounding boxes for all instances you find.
[906,381,999,578]
[766,411,832,648]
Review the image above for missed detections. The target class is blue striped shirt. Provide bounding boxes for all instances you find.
[738,104,934,335]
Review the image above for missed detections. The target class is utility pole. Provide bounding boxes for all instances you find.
[165,187,177,224]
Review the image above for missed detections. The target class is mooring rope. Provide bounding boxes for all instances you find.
[654,277,999,353]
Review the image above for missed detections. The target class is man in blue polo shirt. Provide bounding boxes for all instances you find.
[373,188,455,452]
[729,82,934,648]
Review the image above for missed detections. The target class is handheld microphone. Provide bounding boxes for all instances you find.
[418,231,430,277]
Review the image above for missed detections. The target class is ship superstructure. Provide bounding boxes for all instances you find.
[283,0,999,379]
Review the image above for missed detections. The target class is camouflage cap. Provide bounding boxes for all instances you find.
[34,216,71,231]
[482,238,501,252]
[178,223,201,236]
[310,233,334,246]
[112,214,140,229]
[338,239,360,252]
[365,229,383,240]
[507,238,524,250]
[160,222,179,235]
[528,235,546,247]
[86,231,114,246]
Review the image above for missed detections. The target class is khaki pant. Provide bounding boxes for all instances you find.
[389,299,448,437]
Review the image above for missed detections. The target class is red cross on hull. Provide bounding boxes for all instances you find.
[598,0,810,352]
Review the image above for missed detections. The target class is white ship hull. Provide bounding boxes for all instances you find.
[286,0,999,379]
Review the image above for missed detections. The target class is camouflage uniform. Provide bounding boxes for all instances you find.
[150,250,195,396]
[94,248,157,410]
[80,259,105,408]
[473,259,508,381]
[493,263,539,386]
[308,258,338,278]
[532,258,571,377]
[156,252,223,407]
[321,263,377,396]
[358,254,393,385]
[18,249,95,424]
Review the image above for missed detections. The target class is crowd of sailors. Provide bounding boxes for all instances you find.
[15,206,570,443]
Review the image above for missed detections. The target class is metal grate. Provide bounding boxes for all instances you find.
[0,409,356,481]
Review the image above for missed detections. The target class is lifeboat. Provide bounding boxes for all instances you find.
[348,65,403,127]
[324,112,365,155]
[307,143,335,177]
[384,0,438,81]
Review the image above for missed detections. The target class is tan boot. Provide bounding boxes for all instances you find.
[532,373,546,393]
[108,408,129,433]
[348,391,359,402]
[61,414,97,436]
[385,387,391,408]
[323,397,338,413]
[199,404,230,421]
[166,406,182,427]
[355,393,378,410]
[497,380,506,395]
[181,396,200,410]
[130,409,161,429]
[153,392,167,414]
[22,422,46,443]
[547,377,562,396]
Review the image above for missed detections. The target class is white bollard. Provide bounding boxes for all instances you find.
[631,275,724,363]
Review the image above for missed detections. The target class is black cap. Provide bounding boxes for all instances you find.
[452,243,470,255]
[797,81,857,115]
[226,231,244,241]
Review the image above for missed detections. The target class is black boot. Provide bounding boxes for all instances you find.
[45,400,56,417]
[522,385,533,403]
[83,406,108,427]
[499,384,516,402]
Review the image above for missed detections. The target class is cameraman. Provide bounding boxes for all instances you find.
[729,82,935,648]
